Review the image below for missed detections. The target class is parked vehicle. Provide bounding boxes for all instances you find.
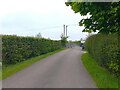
[80,43,84,50]
[81,44,84,50]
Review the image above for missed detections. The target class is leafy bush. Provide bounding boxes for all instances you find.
[2,35,62,65]
[85,34,119,77]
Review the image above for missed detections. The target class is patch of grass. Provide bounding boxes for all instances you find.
[2,49,64,80]
[81,52,118,88]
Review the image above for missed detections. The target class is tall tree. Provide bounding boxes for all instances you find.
[65,2,120,34]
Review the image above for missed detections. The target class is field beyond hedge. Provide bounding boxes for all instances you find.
[2,35,62,66]
[85,34,119,77]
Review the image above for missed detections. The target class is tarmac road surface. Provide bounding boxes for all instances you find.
[2,46,96,88]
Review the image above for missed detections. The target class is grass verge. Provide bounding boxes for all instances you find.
[81,52,118,88]
[2,49,64,80]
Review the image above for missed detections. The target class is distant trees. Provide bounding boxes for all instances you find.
[60,34,68,47]
[65,2,120,34]
[36,32,42,38]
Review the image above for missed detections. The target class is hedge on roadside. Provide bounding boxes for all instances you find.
[2,35,62,65]
[85,34,119,77]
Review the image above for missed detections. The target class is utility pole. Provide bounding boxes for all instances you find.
[63,24,65,37]
[66,25,68,37]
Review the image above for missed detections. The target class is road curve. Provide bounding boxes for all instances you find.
[3,46,96,88]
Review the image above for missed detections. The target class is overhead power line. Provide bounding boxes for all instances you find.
[38,25,63,30]
[36,24,79,31]
[67,24,79,26]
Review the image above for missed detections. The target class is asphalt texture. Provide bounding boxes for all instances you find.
[2,46,96,88]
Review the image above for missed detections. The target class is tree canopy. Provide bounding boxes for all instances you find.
[65,2,120,34]
[60,34,68,47]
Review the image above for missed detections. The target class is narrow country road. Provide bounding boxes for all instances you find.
[2,46,96,88]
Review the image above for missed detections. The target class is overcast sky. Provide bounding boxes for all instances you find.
[0,0,89,41]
